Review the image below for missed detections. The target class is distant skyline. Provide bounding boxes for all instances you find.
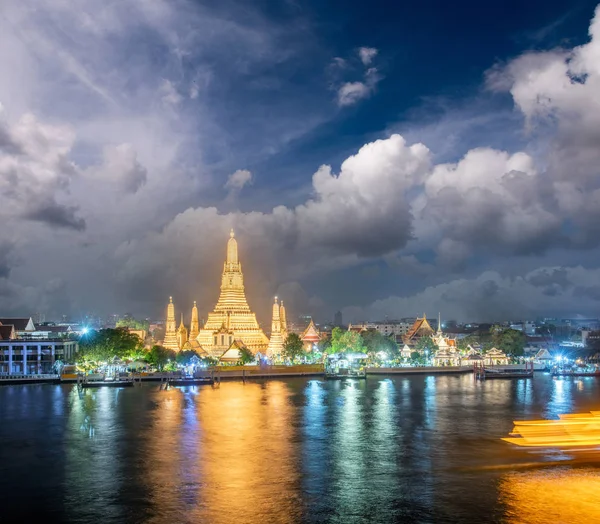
[1,0,600,324]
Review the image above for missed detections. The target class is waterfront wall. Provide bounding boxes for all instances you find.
[367,366,473,375]
[210,364,325,378]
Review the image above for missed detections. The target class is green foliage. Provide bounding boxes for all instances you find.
[78,328,144,366]
[146,345,176,370]
[362,330,399,358]
[282,333,305,361]
[116,318,149,331]
[408,351,428,365]
[317,337,331,354]
[176,350,200,365]
[457,334,479,351]
[414,336,437,352]
[238,346,255,365]
[328,327,366,355]
[491,327,526,357]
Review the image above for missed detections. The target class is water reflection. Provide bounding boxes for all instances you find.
[500,467,600,523]
[1,375,600,523]
[194,381,300,524]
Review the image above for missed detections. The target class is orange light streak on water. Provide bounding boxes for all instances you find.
[503,411,600,448]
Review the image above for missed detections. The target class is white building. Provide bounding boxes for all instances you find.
[0,340,78,374]
[0,317,78,375]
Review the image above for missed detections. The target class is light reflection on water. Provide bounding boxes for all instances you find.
[0,374,599,523]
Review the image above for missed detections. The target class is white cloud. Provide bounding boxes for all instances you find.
[337,67,382,106]
[358,47,378,65]
[337,81,372,106]
[224,169,253,192]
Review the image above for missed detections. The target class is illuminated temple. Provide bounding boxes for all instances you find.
[161,229,275,358]
[196,230,270,357]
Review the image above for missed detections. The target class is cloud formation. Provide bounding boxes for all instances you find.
[2,1,600,325]
[337,49,382,106]
[224,169,253,193]
[358,47,378,65]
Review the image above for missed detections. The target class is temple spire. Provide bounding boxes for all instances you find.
[189,300,199,340]
[163,296,179,350]
[437,312,442,334]
[267,296,283,357]
[227,229,238,265]
[280,300,288,340]
[177,312,188,349]
[196,231,269,356]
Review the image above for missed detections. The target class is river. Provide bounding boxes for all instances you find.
[1,374,599,523]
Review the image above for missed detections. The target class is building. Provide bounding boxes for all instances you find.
[266,297,285,357]
[195,230,270,357]
[162,297,179,350]
[301,319,321,351]
[0,318,78,374]
[160,231,299,359]
[334,310,343,327]
[484,347,509,365]
[431,319,460,366]
[0,318,36,338]
[403,315,435,346]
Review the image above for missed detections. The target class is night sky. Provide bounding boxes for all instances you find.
[1,0,600,324]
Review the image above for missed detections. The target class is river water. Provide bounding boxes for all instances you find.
[1,374,599,523]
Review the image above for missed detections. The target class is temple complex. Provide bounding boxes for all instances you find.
[432,315,460,365]
[195,230,269,357]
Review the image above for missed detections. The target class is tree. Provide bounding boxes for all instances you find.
[328,327,366,355]
[491,328,526,357]
[147,345,176,370]
[239,346,255,365]
[78,328,144,366]
[415,336,437,353]
[362,331,399,359]
[116,318,150,331]
[317,337,331,354]
[282,333,305,362]
[176,350,200,366]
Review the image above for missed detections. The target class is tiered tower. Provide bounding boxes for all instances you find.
[177,314,188,349]
[189,301,199,340]
[267,297,284,357]
[163,296,179,350]
[196,230,269,357]
[280,300,288,341]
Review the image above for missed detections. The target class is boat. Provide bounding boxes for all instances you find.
[81,379,134,388]
[167,377,214,386]
[503,411,600,448]
[325,370,366,380]
[552,368,600,377]
[482,368,533,379]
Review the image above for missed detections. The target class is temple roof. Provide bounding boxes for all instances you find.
[0,325,15,340]
[0,318,35,331]
[302,319,320,342]
[403,316,434,343]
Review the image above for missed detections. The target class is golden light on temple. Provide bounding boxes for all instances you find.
[499,469,600,524]
[196,229,269,356]
[503,411,600,448]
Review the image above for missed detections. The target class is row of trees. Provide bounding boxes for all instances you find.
[77,328,215,371]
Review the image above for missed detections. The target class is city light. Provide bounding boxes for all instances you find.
[503,412,600,448]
